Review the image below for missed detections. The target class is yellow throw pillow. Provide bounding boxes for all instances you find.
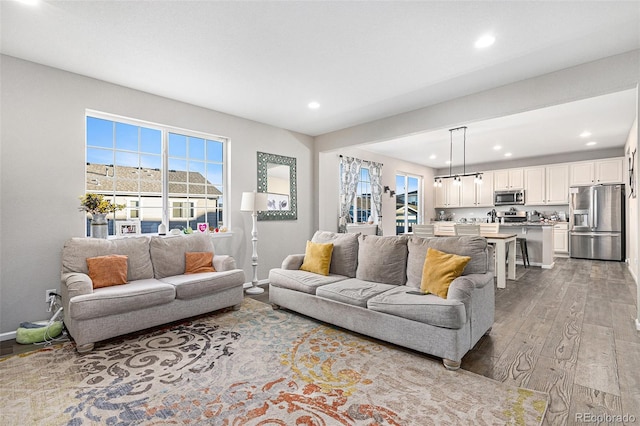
[86,255,128,289]
[185,252,216,274]
[299,241,334,276]
[420,248,471,298]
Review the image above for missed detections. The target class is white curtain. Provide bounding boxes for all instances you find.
[338,156,361,233]
[368,161,384,235]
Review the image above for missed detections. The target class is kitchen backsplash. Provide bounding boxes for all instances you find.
[435,205,569,223]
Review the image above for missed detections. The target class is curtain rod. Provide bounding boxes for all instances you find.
[338,154,383,166]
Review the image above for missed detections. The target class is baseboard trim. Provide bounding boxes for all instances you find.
[0,331,17,342]
[243,279,269,289]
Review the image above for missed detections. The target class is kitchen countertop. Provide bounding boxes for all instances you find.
[497,221,566,227]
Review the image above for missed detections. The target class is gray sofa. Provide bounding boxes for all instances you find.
[61,233,245,353]
[269,231,495,370]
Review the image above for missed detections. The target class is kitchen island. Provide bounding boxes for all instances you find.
[498,222,555,269]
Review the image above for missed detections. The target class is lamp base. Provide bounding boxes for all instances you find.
[245,285,264,295]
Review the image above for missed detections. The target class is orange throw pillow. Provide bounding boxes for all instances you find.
[185,252,216,274]
[86,255,128,289]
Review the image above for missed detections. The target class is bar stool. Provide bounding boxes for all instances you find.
[516,237,530,268]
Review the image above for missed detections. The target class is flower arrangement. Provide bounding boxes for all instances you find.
[79,193,125,215]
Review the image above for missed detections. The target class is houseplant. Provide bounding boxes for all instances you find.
[79,193,125,238]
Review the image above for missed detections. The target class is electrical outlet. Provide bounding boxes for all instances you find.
[45,289,57,303]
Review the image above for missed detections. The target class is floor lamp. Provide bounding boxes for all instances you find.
[241,191,268,294]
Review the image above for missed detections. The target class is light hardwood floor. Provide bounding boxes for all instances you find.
[2,262,638,425]
[463,257,640,425]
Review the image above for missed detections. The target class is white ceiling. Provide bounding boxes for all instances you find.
[1,1,639,150]
[361,89,638,169]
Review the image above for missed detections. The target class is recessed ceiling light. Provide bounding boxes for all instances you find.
[580,131,592,138]
[429,154,436,160]
[504,153,512,157]
[14,0,39,5]
[475,34,495,49]
[307,101,320,110]
[493,145,502,151]
[445,160,451,165]
[586,141,597,146]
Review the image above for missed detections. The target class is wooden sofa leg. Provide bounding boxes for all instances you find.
[485,327,492,336]
[443,358,461,371]
[76,343,94,354]
[271,304,281,310]
[232,304,241,311]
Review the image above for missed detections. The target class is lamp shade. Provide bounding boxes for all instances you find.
[241,191,268,212]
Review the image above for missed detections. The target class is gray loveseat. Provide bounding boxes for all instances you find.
[269,231,495,370]
[61,233,245,353]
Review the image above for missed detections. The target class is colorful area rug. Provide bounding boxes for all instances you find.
[0,298,547,425]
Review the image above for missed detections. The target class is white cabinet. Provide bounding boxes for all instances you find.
[546,164,569,204]
[554,222,569,254]
[569,158,624,186]
[494,169,524,190]
[524,165,568,205]
[434,179,460,208]
[459,171,494,207]
[524,167,546,205]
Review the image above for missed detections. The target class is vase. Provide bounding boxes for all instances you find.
[90,213,108,239]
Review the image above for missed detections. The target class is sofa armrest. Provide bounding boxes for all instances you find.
[447,271,494,318]
[61,272,93,300]
[281,254,305,270]
[213,255,237,272]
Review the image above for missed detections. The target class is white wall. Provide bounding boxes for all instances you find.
[0,55,314,335]
[318,148,434,235]
[625,118,638,282]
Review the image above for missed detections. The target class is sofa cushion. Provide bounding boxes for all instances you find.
[406,236,488,288]
[311,231,359,278]
[68,279,175,320]
[316,279,397,308]
[159,270,245,299]
[367,286,467,329]
[62,236,154,281]
[185,252,216,274]
[269,268,347,294]
[150,233,214,278]
[299,241,334,276]
[421,248,471,298]
[86,255,128,289]
[356,235,408,285]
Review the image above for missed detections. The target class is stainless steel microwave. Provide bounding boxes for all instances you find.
[494,190,525,206]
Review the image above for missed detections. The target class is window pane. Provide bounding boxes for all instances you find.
[87,147,113,165]
[140,154,161,170]
[115,151,138,167]
[206,164,223,186]
[87,117,113,148]
[168,158,187,172]
[189,137,205,160]
[115,122,138,151]
[188,161,206,182]
[140,128,161,154]
[169,133,187,158]
[207,140,223,162]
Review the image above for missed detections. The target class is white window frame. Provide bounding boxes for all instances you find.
[396,172,423,234]
[85,110,228,235]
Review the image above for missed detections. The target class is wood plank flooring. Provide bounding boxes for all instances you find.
[462,257,640,426]
[1,259,638,425]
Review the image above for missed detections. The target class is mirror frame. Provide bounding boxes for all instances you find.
[257,151,297,221]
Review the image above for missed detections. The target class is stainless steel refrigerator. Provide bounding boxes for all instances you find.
[569,184,625,261]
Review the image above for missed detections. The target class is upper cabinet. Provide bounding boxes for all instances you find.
[569,158,624,186]
[434,178,461,208]
[546,164,570,204]
[494,169,524,190]
[525,164,569,205]
[460,171,494,207]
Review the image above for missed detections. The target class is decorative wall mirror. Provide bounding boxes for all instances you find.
[257,151,297,220]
